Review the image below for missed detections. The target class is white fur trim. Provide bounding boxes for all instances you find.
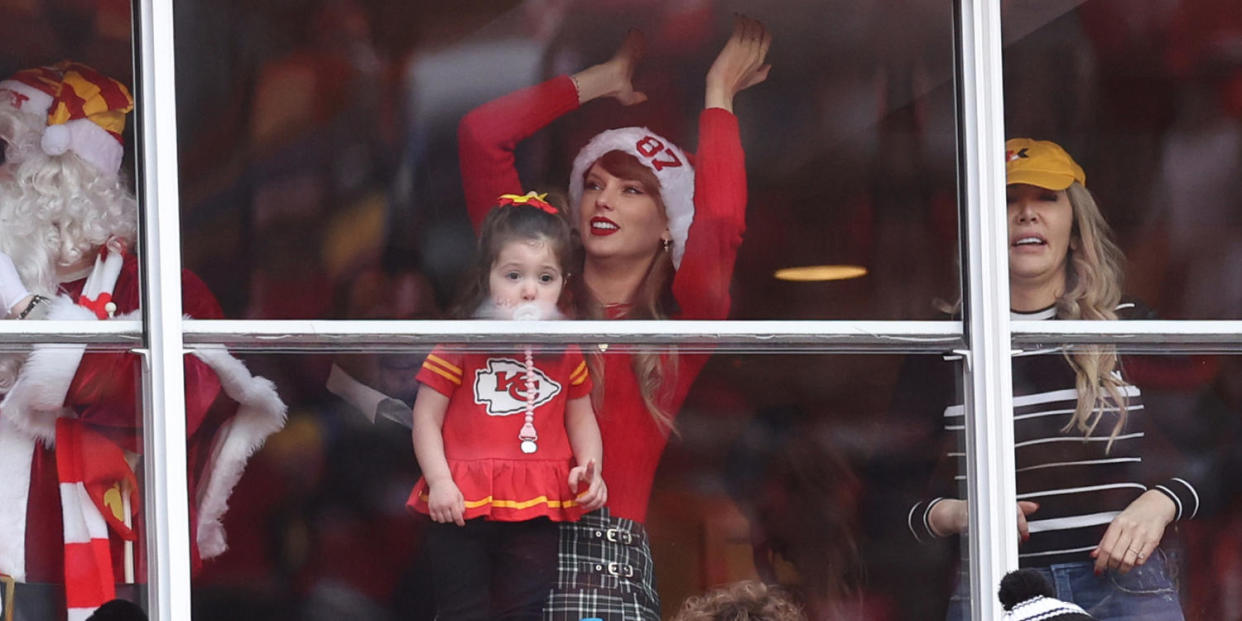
[0,296,95,445]
[0,297,98,579]
[0,418,36,580]
[567,127,695,269]
[0,80,54,116]
[191,345,287,559]
[0,300,284,571]
[44,118,123,177]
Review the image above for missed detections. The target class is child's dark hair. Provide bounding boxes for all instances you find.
[451,193,576,318]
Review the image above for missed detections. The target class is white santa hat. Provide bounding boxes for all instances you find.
[0,61,134,177]
[567,127,695,269]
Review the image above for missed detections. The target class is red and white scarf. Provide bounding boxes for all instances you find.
[55,415,139,620]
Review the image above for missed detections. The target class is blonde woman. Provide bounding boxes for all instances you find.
[902,139,1196,620]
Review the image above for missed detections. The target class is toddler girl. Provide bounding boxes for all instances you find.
[408,192,607,621]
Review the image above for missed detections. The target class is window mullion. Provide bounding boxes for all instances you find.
[957,0,1018,619]
[134,0,192,617]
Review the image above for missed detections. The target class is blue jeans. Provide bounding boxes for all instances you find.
[946,548,1183,621]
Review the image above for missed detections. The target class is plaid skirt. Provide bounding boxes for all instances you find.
[542,508,660,620]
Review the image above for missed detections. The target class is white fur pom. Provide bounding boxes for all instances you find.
[41,124,70,156]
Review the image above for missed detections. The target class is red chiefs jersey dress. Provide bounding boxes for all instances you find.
[407,345,592,522]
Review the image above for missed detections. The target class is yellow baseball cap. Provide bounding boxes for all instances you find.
[1005,138,1085,190]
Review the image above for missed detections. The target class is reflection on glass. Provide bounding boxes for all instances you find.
[177,2,960,320]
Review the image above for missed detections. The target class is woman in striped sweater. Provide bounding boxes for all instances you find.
[904,139,1196,620]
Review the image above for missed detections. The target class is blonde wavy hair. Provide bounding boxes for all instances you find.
[1056,182,1129,448]
[573,151,679,434]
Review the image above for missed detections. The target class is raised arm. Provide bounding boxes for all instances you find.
[704,16,772,114]
[458,30,649,231]
[673,17,771,319]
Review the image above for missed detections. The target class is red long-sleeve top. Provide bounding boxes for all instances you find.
[458,76,747,522]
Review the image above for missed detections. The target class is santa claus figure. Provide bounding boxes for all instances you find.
[0,61,286,621]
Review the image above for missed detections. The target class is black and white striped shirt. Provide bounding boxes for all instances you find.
[905,303,1200,566]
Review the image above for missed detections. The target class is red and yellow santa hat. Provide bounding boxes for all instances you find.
[0,61,134,176]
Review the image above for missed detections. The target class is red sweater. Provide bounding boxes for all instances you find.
[458,76,747,521]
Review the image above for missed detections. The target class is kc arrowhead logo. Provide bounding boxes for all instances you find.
[473,358,562,416]
[1006,147,1029,162]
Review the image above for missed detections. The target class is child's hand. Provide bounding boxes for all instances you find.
[569,459,608,512]
[427,480,466,526]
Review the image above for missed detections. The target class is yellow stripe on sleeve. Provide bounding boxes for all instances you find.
[569,361,589,385]
[422,361,462,385]
[425,354,463,375]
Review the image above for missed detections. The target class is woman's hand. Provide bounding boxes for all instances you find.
[570,29,648,106]
[1092,490,1176,574]
[927,499,1039,541]
[427,479,466,526]
[569,459,607,512]
[927,498,968,536]
[705,15,772,113]
[1016,500,1039,543]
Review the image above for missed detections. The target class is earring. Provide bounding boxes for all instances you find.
[662,238,672,252]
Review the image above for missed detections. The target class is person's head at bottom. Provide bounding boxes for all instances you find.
[999,568,1095,620]
[86,599,148,621]
[671,579,807,621]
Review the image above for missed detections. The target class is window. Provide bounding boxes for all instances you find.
[4,1,1239,619]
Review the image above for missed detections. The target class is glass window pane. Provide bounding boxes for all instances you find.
[1003,1,1242,319]
[1002,348,1242,619]
[879,350,974,621]
[187,349,967,620]
[1,5,157,617]
[0,347,148,618]
[176,2,961,320]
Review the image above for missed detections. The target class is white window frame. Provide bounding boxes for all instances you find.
[106,0,1242,618]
